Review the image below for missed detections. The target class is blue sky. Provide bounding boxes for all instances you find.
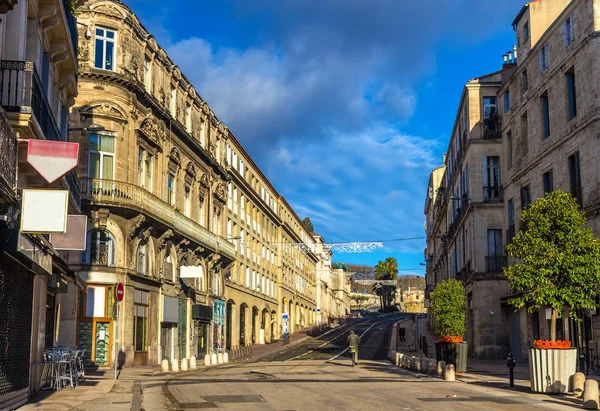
[124,0,525,276]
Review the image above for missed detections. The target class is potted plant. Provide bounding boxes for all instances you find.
[505,191,600,393]
[429,279,468,372]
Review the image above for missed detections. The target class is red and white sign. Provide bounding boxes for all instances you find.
[27,140,79,184]
[116,282,124,303]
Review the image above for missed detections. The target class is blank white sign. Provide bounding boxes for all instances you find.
[21,189,68,234]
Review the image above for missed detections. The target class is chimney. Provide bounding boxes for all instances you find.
[503,54,508,65]
[513,44,518,64]
[442,153,447,164]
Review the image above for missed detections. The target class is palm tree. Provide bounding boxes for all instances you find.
[373,257,399,309]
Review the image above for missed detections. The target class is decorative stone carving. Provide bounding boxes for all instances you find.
[169,148,181,167]
[128,214,146,239]
[157,229,174,250]
[79,101,128,123]
[92,208,110,230]
[176,239,191,262]
[91,4,126,19]
[138,116,164,149]
[215,182,226,202]
[199,173,209,188]
[159,88,166,106]
[0,0,19,14]
[139,227,153,244]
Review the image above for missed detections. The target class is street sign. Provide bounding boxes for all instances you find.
[282,312,289,320]
[27,140,79,184]
[115,282,124,302]
[316,308,321,313]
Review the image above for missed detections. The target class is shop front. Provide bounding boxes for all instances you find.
[213,300,226,354]
[161,296,178,363]
[77,284,115,366]
[192,304,212,358]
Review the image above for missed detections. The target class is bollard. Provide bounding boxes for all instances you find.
[211,353,218,365]
[396,352,403,367]
[437,361,446,377]
[506,353,516,388]
[583,379,599,409]
[414,357,421,372]
[224,352,229,363]
[217,353,224,364]
[429,359,437,375]
[181,358,188,371]
[204,354,211,366]
[572,372,585,397]
[161,359,169,372]
[420,358,429,374]
[172,359,179,372]
[190,356,197,370]
[445,364,456,381]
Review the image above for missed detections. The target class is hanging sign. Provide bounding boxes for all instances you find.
[27,140,79,184]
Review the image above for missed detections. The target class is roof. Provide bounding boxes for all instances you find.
[512,3,530,27]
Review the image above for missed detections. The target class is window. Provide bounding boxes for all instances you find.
[483,156,501,201]
[487,229,503,271]
[541,92,550,139]
[85,230,116,266]
[523,21,529,42]
[566,69,577,119]
[144,58,152,91]
[522,70,528,94]
[89,134,115,179]
[184,184,191,217]
[145,155,152,192]
[507,198,515,242]
[170,87,177,117]
[568,151,582,205]
[137,147,144,186]
[200,120,206,147]
[137,243,148,275]
[503,90,510,112]
[543,169,554,195]
[94,27,116,70]
[564,14,574,46]
[507,131,513,169]
[520,112,529,156]
[539,44,549,72]
[167,171,175,206]
[186,103,192,133]
[134,290,149,351]
[483,97,498,137]
[520,185,531,210]
[199,197,205,227]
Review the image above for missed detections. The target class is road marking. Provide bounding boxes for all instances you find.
[286,322,358,361]
[328,318,392,361]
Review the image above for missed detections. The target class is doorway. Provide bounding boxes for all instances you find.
[226,301,233,350]
[239,305,246,345]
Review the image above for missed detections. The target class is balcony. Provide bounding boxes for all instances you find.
[482,108,501,140]
[483,185,503,202]
[0,108,16,203]
[1,61,64,142]
[81,178,236,260]
[62,0,79,58]
[486,255,507,273]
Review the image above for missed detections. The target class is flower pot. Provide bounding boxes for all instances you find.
[435,341,468,373]
[529,347,577,393]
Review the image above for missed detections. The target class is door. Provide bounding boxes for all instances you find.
[226,302,232,350]
[95,322,110,366]
[239,306,246,345]
[161,324,173,362]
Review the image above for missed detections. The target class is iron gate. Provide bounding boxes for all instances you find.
[161,324,173,362]
[0,255,34,397]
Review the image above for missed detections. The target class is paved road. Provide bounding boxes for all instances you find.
[138,315,575,411]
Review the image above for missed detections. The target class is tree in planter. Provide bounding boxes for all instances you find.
[429,279,466,340]
[505,190,600,343]
[373,257,398,310]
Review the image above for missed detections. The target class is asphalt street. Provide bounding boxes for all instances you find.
[135,314,576,411]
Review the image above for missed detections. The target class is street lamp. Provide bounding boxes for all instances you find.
[69,124,106,133]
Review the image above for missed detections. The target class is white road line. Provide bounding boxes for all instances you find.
[287,323,357,361]
[328,318,392,361]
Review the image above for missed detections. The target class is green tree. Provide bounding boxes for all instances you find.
[302,217,314,233]
[505,191,600,341]
[373,257,398,309]
[429,279,466,338]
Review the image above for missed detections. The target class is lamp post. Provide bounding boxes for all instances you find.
[69,123,106,133]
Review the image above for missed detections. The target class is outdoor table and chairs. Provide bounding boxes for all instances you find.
[40,347,86,392]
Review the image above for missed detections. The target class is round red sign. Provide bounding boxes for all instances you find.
[116,282,124,302]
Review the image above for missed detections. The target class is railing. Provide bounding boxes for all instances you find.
[0,61,64,142]
[62,0,79,57]
[90,243,110,266]
[483,119,501,139]
[486,255,507,273]
[80,178,236,260]
[0,108,16,199]
[483,185,503,202]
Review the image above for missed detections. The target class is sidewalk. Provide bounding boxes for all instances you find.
[17,330,314,410]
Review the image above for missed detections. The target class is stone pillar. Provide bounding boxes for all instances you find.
[172,359,179,372]
[437,361,446,377]
[190,356,197,369]
[181,358,188,371]
[161,359,169,372]
[583,379,599,410]
[445,364,455,381]
[204,354,211,366]
[572,372,585,397]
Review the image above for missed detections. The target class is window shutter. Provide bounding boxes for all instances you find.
[564,21,569,46]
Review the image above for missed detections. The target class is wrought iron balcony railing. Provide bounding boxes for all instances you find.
[486,255,507,273]
[0,61,64,142]
[81,178,236,260]
[483,185,503,202]
[62,0,79,57]
[0,107,16,201]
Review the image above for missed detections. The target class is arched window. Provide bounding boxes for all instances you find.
[84,230,116,266]
[137,243,149,275]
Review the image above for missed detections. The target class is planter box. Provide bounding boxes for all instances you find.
[529,347,577,393]
[435,342,468,373]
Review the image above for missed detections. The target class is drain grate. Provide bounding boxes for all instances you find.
[203,395,267,403]
[179,402,218,409]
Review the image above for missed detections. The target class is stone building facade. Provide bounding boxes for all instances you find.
[59,0,319,368]
[425,70,514,359]
[499,0,600,360]
[0,0,83,408]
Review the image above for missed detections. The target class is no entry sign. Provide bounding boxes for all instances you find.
[116,282,124,302]
[27,140,79,184]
